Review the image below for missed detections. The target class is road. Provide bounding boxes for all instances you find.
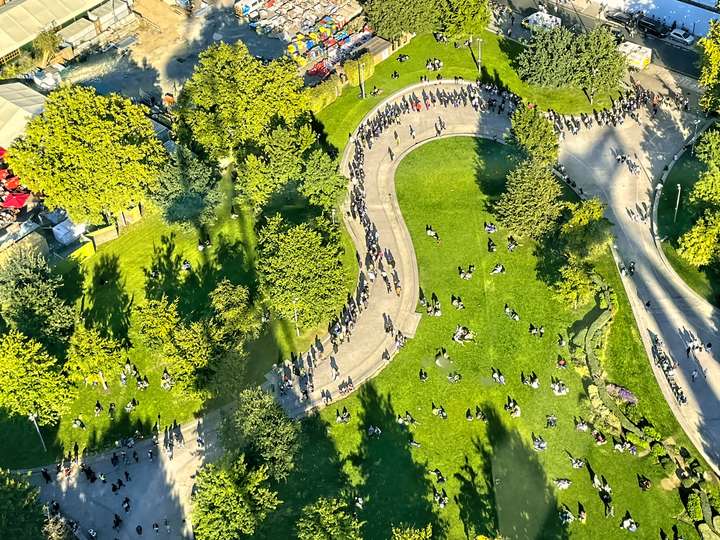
[495,0,701,78]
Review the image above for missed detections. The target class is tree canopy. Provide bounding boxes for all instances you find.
[517,26,626,102]
[209,280,260,347]
[8,86,166,223]
[0,246,74,351]
[678,210,720,267]
[152,145,222,228]
[510,105,558,165]
[299,150,347,213]
[495,159,565,239]
[363,0,439,41]
[679,129,720,267]
[192,455,280,540]
[236,124,316,213]
[0,469,45,540]
[555,256,598,309]
[391,524,433,540]
[439,0,491,38]
[0,331,75,426]
[66,323,122,388]
[296,497,364,540]
[221,387,300,481]
[700,20,720,113]
[561,198,611,260]
[180,41,308,159]
[258,216,346,328]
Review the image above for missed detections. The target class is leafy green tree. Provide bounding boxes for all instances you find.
[575,27,626,103]
[0,331,75,427]
[690,129,720,207]
[516,27,579,87]
[299,150,347,213]
[43,515,76,540]
[700,20,720,112]
[66,323,121,389]
[439,0,490,38]
[0,469,44,540]
[180,42,308,159]
[8,86,166,223]
[167,321,215,389]
[192,455,280,540]
[344,53,375,88]
[32,30,60,67]
[391,524,433,539]
[510,105,558,165]
[258,216,346,328]
[152,145,222,228]
[0,246,74,351]
[237,124,316,212]
[221,387,300,481]
[686,492,704,521]
[561,198,611,260]
[296,497,363,540]
[210,279,260,347]
[364,0,439,41]
[495,159,565,239]
[133,296,180,348]
[555,257,598,309]
[678,210,720,266]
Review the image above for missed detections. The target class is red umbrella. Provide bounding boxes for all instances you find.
[4,176,20,190]
[3,192,29,208]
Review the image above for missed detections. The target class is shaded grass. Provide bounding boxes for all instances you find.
[0,173,359,468]
[256,138,694,539]
[657,150,720,307]
[317,32,616,152]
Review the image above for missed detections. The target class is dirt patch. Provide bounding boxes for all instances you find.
[660,475,682,491]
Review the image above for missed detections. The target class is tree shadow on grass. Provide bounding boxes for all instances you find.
[144,233,184,303]
[348,383,446,538]
[454,437,499,539]
[484,407,568,540]
[254,413,351,539]
[82,254,133,345]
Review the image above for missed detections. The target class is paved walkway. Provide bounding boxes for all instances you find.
[31,77,720,537]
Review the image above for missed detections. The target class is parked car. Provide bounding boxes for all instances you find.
[600,23,626,43]
[605,10,635,27]
[637,16,670,38]
[668,28,695,46]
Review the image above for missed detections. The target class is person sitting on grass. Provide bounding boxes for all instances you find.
[532,433,547,451]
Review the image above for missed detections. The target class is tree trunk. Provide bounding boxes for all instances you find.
[99,370,108,391]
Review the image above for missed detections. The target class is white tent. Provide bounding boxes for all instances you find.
[522,11,562,32]
[0,0,105,60]
[52,218,85,245]
[0,82,45,148]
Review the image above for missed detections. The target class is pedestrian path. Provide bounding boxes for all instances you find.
[263,81,512,417]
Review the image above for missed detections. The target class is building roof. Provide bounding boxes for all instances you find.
[0,0,104,60]
[0,82,45,148]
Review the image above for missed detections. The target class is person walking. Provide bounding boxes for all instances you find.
[692,369,698,382]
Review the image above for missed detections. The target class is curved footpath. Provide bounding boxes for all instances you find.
[28,80,720,537]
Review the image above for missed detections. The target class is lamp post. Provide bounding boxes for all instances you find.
[29,411,47,452]
[692,118,702,155]
[673,183,681,224]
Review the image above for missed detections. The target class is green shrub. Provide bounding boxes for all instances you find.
[643,425,663,442]
[688,492,704,521]
[625,432,649,450]
[344,53,375,87]
[307,74,344,113]
[650,442,666,458]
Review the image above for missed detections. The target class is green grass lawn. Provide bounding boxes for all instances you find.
[0,174,358,469]
[657,150,720,307]
[254,138,695,539]
[317,32,616,152]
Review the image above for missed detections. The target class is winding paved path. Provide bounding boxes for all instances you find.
[33,78,720,538]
